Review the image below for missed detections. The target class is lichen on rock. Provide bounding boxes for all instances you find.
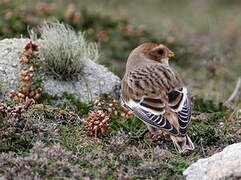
[183,143,241,180]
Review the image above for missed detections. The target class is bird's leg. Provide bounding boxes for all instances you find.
[131,129,149,141]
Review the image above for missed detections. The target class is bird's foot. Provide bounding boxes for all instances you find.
[130,129,149,141]
[150,131,168,140]
[131,135,145,141]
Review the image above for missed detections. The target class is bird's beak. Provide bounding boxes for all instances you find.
[168,50,175,58]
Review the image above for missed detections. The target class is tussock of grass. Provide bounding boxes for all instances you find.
[29,21,99,80]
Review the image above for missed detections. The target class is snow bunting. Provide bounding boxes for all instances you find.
[121,42,194,153]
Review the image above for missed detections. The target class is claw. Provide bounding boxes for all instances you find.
[130,129,149,141]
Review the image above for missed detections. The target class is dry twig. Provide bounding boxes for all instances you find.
[225,77,241,105]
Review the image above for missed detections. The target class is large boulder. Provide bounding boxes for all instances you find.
[0,38,120,103]
[183,143,241,180]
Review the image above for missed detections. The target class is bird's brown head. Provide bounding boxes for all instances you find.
[126,42,175,71]
[131,42,175,64]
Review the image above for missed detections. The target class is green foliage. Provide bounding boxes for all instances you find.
[38,92,59,104]
[192,96,226,112]
[191,122,220,146]
[109,115,146,135]
[29,21,99,79]
[38,91,94,117]
[61,92,94,116]
[170,158,190,175]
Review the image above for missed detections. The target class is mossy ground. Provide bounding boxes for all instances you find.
[0,95,240,179]
[0,0,241,179]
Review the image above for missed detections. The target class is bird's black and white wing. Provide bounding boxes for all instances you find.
[121,65,192,136]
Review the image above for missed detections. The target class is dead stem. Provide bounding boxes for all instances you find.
[225,77,241,105]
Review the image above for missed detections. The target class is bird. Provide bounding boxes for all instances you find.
[121,42,194,153]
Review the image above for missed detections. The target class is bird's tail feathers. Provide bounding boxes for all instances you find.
[170,135,194,153]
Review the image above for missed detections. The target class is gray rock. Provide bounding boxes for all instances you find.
[0,38,120,103]
[183,143,241,180]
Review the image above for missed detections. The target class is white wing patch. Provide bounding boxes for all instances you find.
[176,87,192,135]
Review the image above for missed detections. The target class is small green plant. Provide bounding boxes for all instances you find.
[29,21,99,80]
[38,91,94,117]
[192,96,226,113]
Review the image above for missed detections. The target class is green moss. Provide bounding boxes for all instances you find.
[38,92,59,104]
[61,92,94,115]
[170,159,190,175]
[38,91,94,117]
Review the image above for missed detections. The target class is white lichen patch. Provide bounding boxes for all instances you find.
[0,38,29,100]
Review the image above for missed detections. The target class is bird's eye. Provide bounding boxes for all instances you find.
[157,49,164,55]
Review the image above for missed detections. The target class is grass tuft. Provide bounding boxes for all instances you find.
[29,21,99,80]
